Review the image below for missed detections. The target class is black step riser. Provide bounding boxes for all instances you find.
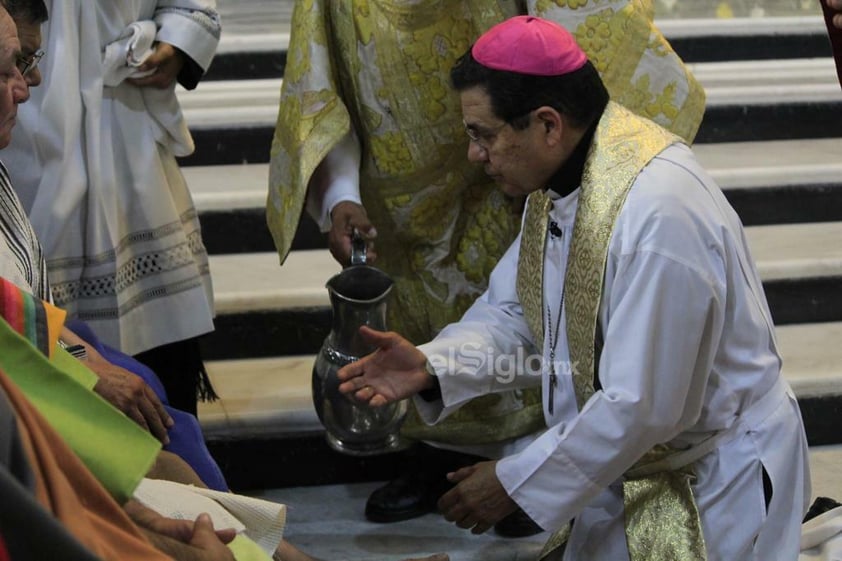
[200,276,842,361]
[209,392,842,491]
[196,183,842,256]
[202,32,835,83]
[179,101,842,168]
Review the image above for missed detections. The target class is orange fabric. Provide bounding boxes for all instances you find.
[0,368,170,561]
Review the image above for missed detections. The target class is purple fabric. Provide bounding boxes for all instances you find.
[65,320,228,491]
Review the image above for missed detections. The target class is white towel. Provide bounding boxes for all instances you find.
[801,506,842,560]
[102,20,157,87]
[101,20,193,157]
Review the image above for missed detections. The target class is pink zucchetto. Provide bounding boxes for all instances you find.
[472,15,588,77]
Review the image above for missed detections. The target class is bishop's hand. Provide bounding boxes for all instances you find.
[337,326,434,406]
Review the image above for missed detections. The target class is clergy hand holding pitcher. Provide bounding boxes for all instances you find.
[337,326,519,533]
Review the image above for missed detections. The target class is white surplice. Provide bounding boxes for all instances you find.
[416,144,811,560]
[4,1,219,354]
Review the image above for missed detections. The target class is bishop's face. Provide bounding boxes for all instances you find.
[459,86,558,198]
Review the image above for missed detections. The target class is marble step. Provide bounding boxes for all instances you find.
[185,58,842,126]
[199,220,842,361]
[205,219,842,317]
[202,15,831,82]
[174,54,842,166]
[661,15,832,63]
[188,138,842,256]
[199,322,842,439]
[178,116,840,168]
[199,322,842,489]
[188,137,842,210]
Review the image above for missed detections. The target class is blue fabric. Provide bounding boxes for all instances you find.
[65,320,228,492]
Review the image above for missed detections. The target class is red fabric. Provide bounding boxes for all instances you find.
[0,534,10,561]
[472,15,587,76]
[820,0,842,87]
[0,281,24,335]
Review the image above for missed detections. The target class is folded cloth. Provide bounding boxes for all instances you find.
[101,20,194,156]
[134,478,286,557]
[801,504,842,559]
[102,20,157,86]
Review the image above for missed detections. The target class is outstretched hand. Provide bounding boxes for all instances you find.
[337,326,434,406]
[328,201,377,266]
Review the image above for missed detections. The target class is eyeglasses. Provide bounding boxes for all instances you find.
[16,49,44,77]
[463,119,508,152]
[463,109,536,152]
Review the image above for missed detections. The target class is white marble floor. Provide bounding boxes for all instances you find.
[249,446,842,561]
[254,481,548,561]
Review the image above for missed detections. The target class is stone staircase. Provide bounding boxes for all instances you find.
[181,7,842,502]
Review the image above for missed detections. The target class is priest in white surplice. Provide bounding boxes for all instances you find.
[3,1,220,414]
[338,16,811,561]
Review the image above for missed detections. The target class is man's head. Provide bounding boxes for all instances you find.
[1,0,47,88]
[0,6,27,149]
[451,16,609,197]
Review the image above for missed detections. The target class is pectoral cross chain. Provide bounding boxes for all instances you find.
[546,302,563,416]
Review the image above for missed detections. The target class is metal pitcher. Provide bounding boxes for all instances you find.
[311,231,408,456]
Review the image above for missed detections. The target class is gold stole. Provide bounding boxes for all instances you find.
[517,102,707,560]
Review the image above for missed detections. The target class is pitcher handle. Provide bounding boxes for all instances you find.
[350,228,367,266]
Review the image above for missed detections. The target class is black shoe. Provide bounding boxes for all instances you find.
[364,469,447,523]
[493,508,544,538]
[804,496,842,522]
[365,443,486,523]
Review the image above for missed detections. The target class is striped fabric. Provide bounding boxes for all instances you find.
[0,162,50,301]
[0,276,65,358]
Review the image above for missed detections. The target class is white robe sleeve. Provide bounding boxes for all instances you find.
[305,131,363,232]
[414,233,541,423]
[154,1,221,72]
[496,249,726,531]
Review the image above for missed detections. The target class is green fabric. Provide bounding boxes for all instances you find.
[0,319,160,503]
[51,341,98,389]
[228,535,273,561]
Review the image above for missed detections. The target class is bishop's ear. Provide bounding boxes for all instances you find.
[535,106,563,142]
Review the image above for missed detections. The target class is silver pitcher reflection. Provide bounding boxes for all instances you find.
[311,232,408,456]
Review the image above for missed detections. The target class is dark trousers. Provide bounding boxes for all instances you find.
[133,336,216,417]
